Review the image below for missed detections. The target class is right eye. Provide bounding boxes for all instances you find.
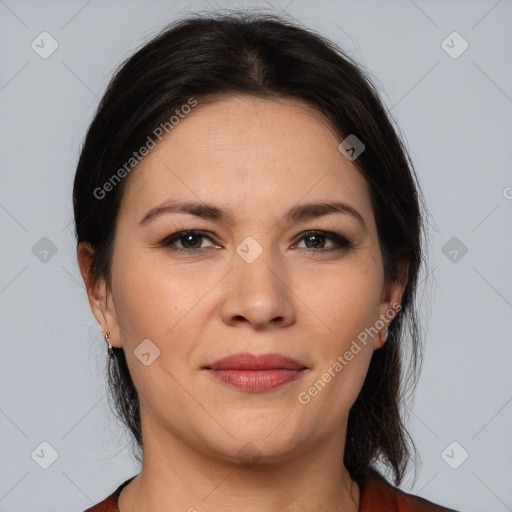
[161,230,219,254]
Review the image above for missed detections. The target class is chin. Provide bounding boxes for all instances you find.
[198,418,307,465]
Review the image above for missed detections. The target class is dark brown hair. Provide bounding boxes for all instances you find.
[73,9,427,486]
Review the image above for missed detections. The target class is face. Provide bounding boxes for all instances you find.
[82,95,404,464]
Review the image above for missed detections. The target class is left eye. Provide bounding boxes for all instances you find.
[294,231,352,251]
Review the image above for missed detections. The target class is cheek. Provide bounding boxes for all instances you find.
[306,264,383,345]
[110,251,218,388]
[110,264,195,417]
[297,332,374,433]
[292,266,380,417]
[111,248,207,340]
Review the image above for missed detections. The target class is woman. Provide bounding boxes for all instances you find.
[74,10,460,512]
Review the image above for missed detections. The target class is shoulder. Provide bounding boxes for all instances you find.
[359,469,461,512]
[83,495,118,512]
[82,476,136,512]
[83,471,461,512]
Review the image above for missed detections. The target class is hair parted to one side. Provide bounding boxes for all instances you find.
[73,9,428,487]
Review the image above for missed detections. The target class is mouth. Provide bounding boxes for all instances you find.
[202,353,308,392]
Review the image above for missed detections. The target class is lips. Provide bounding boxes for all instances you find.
[203,353,308,392]
[205,353,307,371]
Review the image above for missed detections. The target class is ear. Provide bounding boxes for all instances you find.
[77,241,122,349]
[374,260,408,350]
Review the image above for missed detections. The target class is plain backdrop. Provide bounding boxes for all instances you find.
[0,0,511,511]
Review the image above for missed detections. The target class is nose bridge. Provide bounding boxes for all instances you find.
[221,236,295,328]
[235,237,282,290]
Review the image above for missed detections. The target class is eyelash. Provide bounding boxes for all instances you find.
[160,230,353,255]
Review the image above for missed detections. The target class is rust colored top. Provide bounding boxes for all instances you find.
[84,471,460,512]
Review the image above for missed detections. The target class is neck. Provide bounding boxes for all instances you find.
[118,418,359,512]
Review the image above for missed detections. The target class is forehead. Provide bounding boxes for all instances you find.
[120,95,373,224]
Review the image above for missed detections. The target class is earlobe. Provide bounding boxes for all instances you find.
[373,323,392,351]
[77,242,122,348]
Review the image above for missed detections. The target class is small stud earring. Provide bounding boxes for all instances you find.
[104,330,113,356]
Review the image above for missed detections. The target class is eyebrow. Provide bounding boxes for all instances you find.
[139,199,368,232]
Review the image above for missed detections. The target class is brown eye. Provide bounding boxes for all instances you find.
[162,231,217,253]
[177,233,203,249]
[303,233,327,249]
[295,231,352,252]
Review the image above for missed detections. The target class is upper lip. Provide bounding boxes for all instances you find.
[204,353,308,371]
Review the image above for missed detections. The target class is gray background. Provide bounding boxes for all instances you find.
[0,0,511,510]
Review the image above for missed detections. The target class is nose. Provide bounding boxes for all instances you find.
[220,245,296,330]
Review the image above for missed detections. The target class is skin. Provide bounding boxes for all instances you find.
[78,95,406,511]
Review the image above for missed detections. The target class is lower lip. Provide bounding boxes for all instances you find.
[206,369,305,392]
